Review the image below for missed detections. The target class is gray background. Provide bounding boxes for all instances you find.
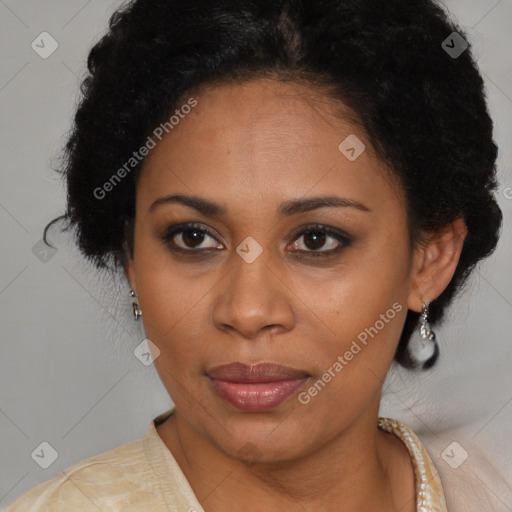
[1,0,511,510]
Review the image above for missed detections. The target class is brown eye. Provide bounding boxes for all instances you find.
[302,230,328,250]
[180,228,207,248]
[288,225,353,256]
[160,223,224,252]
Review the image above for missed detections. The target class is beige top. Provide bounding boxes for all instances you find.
[6,408,447,511]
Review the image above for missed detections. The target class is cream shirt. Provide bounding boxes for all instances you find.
[5,408,447,511]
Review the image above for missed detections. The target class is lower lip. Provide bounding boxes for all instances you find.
[208,377,309,412]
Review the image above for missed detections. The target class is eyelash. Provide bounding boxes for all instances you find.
[159,222,353,258]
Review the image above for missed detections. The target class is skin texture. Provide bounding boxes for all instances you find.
[125,78,467,511]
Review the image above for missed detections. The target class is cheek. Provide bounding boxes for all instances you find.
[308,229,409,317]
[292,231,410,377]
[292,278,406,399]
[138,276,207,355]
[137,272,209,405]
[134,255,219,381]
[133,225,201,325]
[292,277,407,430]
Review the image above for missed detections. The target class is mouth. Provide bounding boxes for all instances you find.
[206,362,310,412]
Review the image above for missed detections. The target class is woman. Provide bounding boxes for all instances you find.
[6,0,503,510]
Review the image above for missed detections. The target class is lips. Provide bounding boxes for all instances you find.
[206,362,310,412]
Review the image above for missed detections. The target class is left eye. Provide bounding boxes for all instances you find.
[287,226,352,255]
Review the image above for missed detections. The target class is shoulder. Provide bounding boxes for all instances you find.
[4,437,160,512]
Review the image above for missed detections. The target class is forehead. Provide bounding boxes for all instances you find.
[137,79,402,215]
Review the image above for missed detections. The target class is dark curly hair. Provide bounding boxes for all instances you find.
[44,0,502,370]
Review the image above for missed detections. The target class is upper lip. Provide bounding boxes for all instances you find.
[206,362,309,383]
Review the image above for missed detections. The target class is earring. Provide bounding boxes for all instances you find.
[408,301,438,369]
[130,289,142,321]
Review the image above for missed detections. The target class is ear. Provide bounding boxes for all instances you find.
[407,218,468,313]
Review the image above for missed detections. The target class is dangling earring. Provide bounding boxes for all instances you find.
[130,289,142,320]
[408,301,438,369]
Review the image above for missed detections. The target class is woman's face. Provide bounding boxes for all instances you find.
[126,78,418,462]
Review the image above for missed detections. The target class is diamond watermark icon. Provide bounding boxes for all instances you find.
[134,338,160,366]
[441,441,468,469]
[31,32,59,59]
[32,238,57,263]
[236,236,263,263]
[338,134,365,161]
[31,441,59,469]
[441,32,468,59]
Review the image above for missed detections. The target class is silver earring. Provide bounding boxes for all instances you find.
[408,301,438,368]
[130,289,142,320]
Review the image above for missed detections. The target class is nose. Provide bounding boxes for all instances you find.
[212,250,295,340]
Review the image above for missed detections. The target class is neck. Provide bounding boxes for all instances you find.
[157,404,415,512]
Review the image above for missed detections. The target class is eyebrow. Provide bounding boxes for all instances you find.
[149,193,370,216]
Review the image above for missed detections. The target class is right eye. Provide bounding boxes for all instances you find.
[159,223,225,253]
